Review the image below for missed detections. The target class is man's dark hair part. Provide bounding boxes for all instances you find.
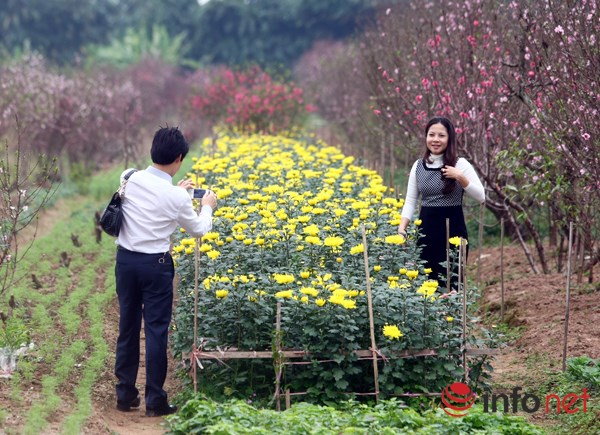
[151,126,189,165]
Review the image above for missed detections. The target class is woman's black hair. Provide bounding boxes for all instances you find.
[423,116,458,194]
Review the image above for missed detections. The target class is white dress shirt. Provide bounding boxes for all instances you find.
[116,166,213,253]
[401,154,485,220]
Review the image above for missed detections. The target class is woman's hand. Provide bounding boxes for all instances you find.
[441,165,462,180]
[442,165,469,188]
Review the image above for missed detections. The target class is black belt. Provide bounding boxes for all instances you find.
[117,246,171,263]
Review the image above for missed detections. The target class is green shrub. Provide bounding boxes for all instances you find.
[171,133,494,403]
[165,397,545,435]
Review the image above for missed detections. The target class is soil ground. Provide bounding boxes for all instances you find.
[2,205,598,433]
[474,244,600,429]
[84,299,176,435]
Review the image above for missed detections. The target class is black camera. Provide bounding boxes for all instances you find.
[192,188,207,199]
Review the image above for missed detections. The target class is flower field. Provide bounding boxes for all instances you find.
[171,132,489,402]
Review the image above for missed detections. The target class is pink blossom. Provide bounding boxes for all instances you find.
[581,132,590,141]
[373,109,382,116]
[554,25,564,34]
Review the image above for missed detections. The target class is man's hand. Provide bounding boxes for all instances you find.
[201,190,218,210]
[177,178,196,190]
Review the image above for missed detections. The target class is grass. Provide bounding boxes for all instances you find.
[0,170,119,434]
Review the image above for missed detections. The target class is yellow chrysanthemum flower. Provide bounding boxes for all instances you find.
[274,290,294,299]
[202,232,220,241]
[206,250,220,260]
[303,224,320,236]
[383,324,403,340]
[350,243,364,255]
[449,236,467,247]
[216,290,229,299]
[446,316,454,322]
[385,234,406,245]
[414,219,422,226]
[300,271,310,279]
[341,299,357,309]
[406,270,419,279]
[273,273,295,284]
[300,287,319,297]
[315,298,326,307]
[324,236,344,247]
[305,236,322,245]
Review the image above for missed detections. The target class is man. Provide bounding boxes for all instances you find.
[114,126,217,417]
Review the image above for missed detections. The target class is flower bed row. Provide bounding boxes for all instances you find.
[171,132,488,401]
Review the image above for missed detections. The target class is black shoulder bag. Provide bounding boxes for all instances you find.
[99,169,137,237]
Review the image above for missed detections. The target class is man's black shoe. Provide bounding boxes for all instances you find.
[116,396,141,412]
[146,404,177,417]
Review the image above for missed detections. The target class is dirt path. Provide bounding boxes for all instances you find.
[474,244,599,427]
[85,297,178,435]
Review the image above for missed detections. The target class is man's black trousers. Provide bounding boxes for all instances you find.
[115,247,174,409]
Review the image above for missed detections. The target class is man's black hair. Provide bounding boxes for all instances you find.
[151,126,189,164]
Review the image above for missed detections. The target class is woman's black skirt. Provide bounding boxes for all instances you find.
[418,205,468,289]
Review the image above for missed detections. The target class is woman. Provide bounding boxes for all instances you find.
[398,116,485,289]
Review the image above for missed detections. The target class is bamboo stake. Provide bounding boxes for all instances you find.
[390,133,395,190]
[446,218,450,291]
[461,239,468,382]
[577,229,585,284]
[285,389,291,410]
[500,217,505,322]
[275,302,282,410]
[192,204,202,394]
[361,225,380,402]
[562,222,574,372]
[477,203,484,289]
[380,134,385,178]
[183,347,498,361]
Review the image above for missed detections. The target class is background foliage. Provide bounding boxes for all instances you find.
[0,0,375,67]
